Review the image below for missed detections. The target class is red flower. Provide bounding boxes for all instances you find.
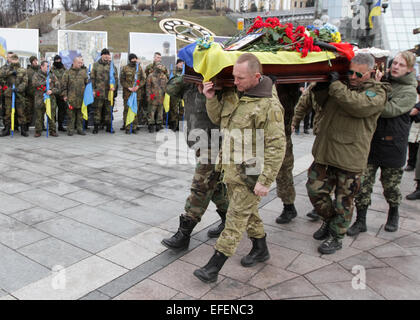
[96,91,100,97]
[3,86,8,91]
[136,80,140,85]
[68,105,74,110]
[150,93,156,101]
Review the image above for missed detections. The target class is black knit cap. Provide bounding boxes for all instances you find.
[101,48,110,56]
[128,53,138,61]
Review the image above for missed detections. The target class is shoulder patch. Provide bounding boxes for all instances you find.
[365,90,377,97]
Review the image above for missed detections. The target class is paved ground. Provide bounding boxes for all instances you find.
[1,97,420,300]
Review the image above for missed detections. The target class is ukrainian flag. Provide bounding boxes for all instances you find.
[0,36,7,58]
[369,0,382,29]
[126,63,139,127]
[108,60,115,106]
[44,65,52,120]
[82,82,94,120]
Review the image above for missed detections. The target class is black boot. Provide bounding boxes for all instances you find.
[193,250,228,283]
[161,215,198,250]
[0,126,10,137]
[306,209,320,221]
[92,124,99,134]
[207,210,226,238]
[318,235,342,255]
[313,220,330,240]
[20,125,28,137]
[148,124,155,133]
[275,204,297,224]
[58,124,65,132]
[240,234,270,267]
[155,124,162,132]
[406,181,420,200]
[384,206,399,232]
[346,207,367,236]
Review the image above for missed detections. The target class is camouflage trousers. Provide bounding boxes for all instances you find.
[3,96,26,127]
[94,97,112,125]
[34,102,57,134]
[306,162,361,239]
[56,96,67,126]
[215,183,265,257]
[355,164,403,209]
[276,135,296,204]
[169,100,184,124]
[122,99,139,129]
[67,107,83,134]
[184,158,229,222]
[25,95,35,126]
[147,103,163,125]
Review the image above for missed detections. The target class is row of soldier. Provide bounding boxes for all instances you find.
[0,49,185,137]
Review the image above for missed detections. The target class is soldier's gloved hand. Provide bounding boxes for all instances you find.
[328,72,340,83]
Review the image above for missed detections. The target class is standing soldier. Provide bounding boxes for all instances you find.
[91,48,118,134]
[32,60,60,137]
[119,53,146,134]
[1,52,15,128]
[51,55,67,132]
[167,59,184,131]
[61,56,88,136]
[146,63,168,133]
[25,56,39,131]
[0,54,28,137]
[145,52,169,78]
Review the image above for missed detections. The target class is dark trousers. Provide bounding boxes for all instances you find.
[408,142,419,168]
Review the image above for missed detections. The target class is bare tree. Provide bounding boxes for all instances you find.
[61,0,71,10]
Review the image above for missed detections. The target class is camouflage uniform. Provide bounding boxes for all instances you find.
[91,58,118,126]
[305,79,390,239]
[51,66,67,128]
[32,69,60,134]
[0,62,28,128]
[275,84,301,205]
[166,76,229,222]
[120,62,146,131]
[146,64,168,125]
[145,62,169,78]
[167,67,184,130]
[25,64,40,126]
[206,76,286,257]
[61,67,88,134]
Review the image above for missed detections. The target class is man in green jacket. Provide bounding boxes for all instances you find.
[194,53,286,283]
[306,53,391,255]
[25,56,39,130]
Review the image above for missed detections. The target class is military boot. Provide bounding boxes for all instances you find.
[20,125,28,137]
[193,250,228,283]
[318,234,342,255]
[240,234,270,267]
[384,206,399,232]
[155,124,162,132]
[306,209,320,221]
[275,204,297,224]
[0,126,10,137]
[148,124,155,133]
[313,220,330,240]
[92,124,99,134]
[207,210,226,238]
[406,181,420,200]
[347,207,367,236]
[161,215,198,250]
[58,123,65,132]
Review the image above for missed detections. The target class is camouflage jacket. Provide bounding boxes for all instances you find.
[166,75,220,150]
[0,62,28,98]
[91,58,118,98]
[311,79,391,173]
[61,67,88,109]
[120,63,146,100]
[32,70,60,107]
[206,76,286,188]
[51,66,66,96]
[292,82,323,135]
[26,65,40,96]
[145,62,169,78]
[146,65,168,106]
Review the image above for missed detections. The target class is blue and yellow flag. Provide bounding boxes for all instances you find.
[126,63,139,127]
[369,0,382,28]
[44,64,52,120]
[82,65,93,120]
[108,60,115,106]
[11,84,15,135]
[0,36,7,58]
